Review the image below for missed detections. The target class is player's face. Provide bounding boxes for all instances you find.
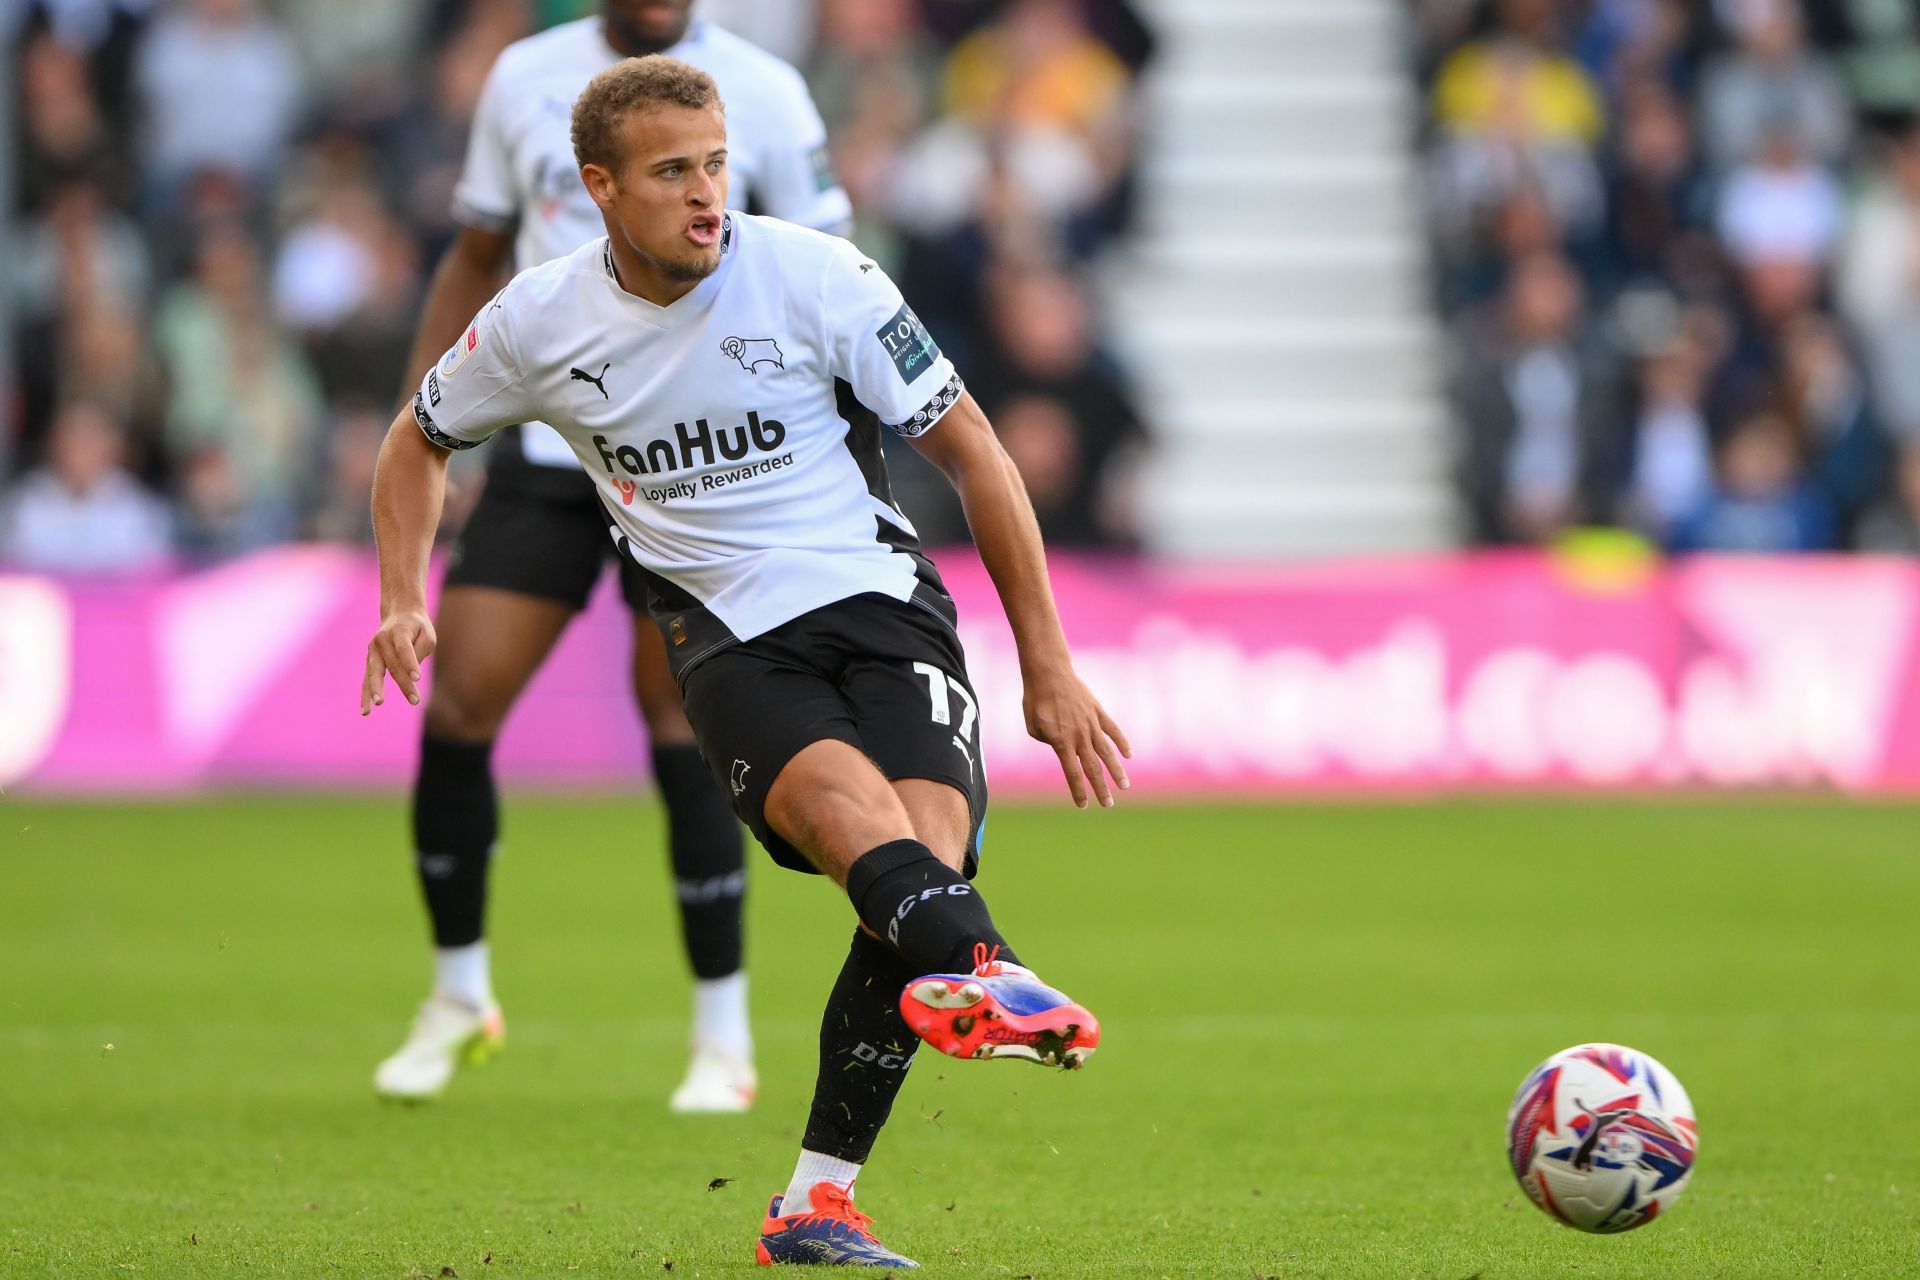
[585,104,730,291]
[601,0,694,54]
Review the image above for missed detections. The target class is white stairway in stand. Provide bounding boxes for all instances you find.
[1105,0,1457,558]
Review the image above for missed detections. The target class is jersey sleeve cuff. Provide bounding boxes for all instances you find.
[886,373,964,438]
[450,195,517,235]
[414,391,483,451]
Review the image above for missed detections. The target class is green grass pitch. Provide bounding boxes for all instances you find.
[3,795,1917,1277]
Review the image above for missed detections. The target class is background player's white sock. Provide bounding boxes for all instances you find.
[781,1149,862,1216]
[434,942,493,1010]
[693,972,752,1057]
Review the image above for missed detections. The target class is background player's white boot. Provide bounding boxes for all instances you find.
[374,995,505,1100]
[668,1040,757,1113]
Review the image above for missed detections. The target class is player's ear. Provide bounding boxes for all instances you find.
[580,162,618,210]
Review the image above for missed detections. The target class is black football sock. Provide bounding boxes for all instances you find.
[412,734,498,948]
[844,839,1020,975]
[801,928,921,1164]
[651,743,746,979]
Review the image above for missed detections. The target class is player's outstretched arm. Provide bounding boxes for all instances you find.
[911,391,1132,808]
[362,408,453,716]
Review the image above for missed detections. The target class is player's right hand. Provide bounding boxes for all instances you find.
[361,609,437,715]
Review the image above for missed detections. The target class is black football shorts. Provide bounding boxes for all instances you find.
[680,592,988,878]
[443,472,649,612]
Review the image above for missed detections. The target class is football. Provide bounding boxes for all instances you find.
[1506,1042,1699,1233]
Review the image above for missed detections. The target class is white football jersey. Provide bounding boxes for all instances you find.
[414,214,965,665]
[452,16,852,470]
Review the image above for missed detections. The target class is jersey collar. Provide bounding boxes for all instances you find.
[599,215,733,328]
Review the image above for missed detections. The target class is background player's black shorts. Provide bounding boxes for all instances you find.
[443,475,648,612]
[680,592,988,879]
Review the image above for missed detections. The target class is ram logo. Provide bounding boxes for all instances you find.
[720,336,784,374]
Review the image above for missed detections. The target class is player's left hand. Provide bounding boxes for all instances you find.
[1023,665,1131,809]
[361,608,437,716]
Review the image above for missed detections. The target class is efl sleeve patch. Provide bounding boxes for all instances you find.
[875,303,941,386]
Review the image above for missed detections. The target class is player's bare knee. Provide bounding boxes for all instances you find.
[423,678,507,742]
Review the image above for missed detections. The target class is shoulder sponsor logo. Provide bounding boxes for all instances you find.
[426,369,441,406]
[876,303,939,385]
[809,143,837,194]
[439,323,480,377]
[720,336,785,374]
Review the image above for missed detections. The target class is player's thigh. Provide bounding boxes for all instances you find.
[838,599,989,876]
[680,646,879,877]
[426,587,575,740]
[428,486,606,740]
[626,608,696,746]
[766,740,918,886]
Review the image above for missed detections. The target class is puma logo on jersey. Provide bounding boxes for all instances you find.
[571,363,611,398]
[720,336,784,374]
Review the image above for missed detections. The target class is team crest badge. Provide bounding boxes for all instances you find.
[721,336,784,374]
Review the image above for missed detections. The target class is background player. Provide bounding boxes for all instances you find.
[375,0,853,1112]
[363,56,1129,1267]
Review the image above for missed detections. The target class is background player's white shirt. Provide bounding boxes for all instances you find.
[452,17,852,467]
[414,214,964,648]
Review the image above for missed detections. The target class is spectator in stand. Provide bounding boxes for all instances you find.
[15,27,133,214]
[1,400,172,574]
[1696,0,1850,174]
[1669,396,1835,552]
[270,170,423,405]
[1601,75,1714,293]
[1715,126,1843,276]
[10,179,156,462]
[1837,120,1920,447]
[382,19,523,260]
[1856,442,1920,553]
[1575,0,1703,102]
[152,220,323,556]
[808,0,943,264]
[891,0,1137,267]
[969,264,1149,548]
[1778,310,1885,534]
[1622,305,1720,539]
[133,0,304,213]
[1454,248,1626,544]
[1427,0,1608,264]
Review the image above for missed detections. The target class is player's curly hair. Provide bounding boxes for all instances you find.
[571,55,724,171]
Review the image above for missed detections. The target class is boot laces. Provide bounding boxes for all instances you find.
[782,1183,875,1234]
[972,942,1004,977]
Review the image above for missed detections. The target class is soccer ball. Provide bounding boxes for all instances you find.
[1506,1042,1699,1233]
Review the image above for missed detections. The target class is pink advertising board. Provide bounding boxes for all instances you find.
[4,546,1919,794]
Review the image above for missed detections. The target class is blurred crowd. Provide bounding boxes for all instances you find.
[1419,0,1920,554]
[0,0,1155,576]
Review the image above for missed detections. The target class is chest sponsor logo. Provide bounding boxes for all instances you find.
[876,303,939,385]
[592,412,793,504]
[720,336,784,374]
